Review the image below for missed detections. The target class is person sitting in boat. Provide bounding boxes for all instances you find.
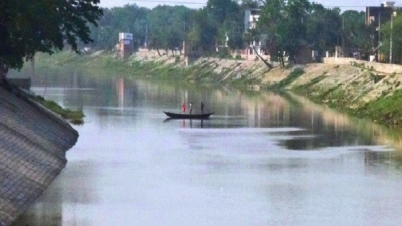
[189,102,193,114]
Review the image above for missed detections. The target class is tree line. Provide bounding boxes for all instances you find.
[87,0,401,64]
[1,0,401,80]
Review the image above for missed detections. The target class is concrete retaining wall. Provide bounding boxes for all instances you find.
[6,78,31,91]
[0,86,78,226]
[323,57,402,74]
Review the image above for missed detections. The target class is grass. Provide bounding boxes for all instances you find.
[269,68,305,90]
[33,95,85,125]
[351,90,402,125]
[293,73,327,93]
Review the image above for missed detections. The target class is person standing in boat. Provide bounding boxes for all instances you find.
[201,102,204,113]
[182,102,186,113]
[189,102,193,114]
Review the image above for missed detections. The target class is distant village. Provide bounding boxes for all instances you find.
[103,1,401,66]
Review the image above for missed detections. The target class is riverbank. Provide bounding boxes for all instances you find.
[0,84,78,226]
[32,50,402,128]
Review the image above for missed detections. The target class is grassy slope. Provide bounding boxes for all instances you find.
[278,63,402,127]
[33,51,402,128]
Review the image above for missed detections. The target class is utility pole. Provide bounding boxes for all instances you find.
[183,21,188,66]
[378,5,382,62]
[145,24,148,49]
[342,16,344,57]
[390,10,396,64]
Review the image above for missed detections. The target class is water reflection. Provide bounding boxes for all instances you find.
[10,65,402,226]
[163,119,208,129]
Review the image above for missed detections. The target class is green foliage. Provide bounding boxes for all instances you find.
[380,12,402,64]
[306,4,341,54]
[0,0,369,70]
[304,74,326,88]
[147,5,193,52]
[341,10,369,52]
[259,0,311,63]
[187,9,219,52]
[353,90,402,125]
[0,0,103,74]
[34,95,85,125]
[90,5,149,50]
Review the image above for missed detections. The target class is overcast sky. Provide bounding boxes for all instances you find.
[98,0,397,11]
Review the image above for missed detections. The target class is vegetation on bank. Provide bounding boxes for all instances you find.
[31,51,402,128]
[282,66,402,127]
[33,95,85,125]
[34,51,265,89]
[269,68,305,90]
[0,77,85,125]
[351,91,402,126]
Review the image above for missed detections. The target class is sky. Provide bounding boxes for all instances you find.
[98,0,399,11]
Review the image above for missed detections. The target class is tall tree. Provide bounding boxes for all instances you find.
[206,0,239,24]
[186,8,220,53]
[306,4,342,54]
[240,0,260,9]
[380,11,402,63]
[258,0,311,66]
[0,0,103,80]
[205,0,243,51]
[89,5,149,50]
[147,5,192,55]
[341,10,370,54]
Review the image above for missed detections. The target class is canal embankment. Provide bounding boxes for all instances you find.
[31,50,402,128]
[0,84,78,226]
[85,51,402,127]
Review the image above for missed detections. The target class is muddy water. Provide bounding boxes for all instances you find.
[11,70,402,226]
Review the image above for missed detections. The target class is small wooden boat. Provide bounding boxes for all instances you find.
[163,111,213,119]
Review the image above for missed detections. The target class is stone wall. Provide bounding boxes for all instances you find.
[323,57,402,74]
[0,86,78,226]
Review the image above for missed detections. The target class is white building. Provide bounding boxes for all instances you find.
[243,9,265,59]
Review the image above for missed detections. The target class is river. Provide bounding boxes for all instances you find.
[11,67,402,226]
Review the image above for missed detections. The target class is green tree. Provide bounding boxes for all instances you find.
[204,0,243,52]
[380,12,402,63]
[259,0,311,66]
[206,0,240,24]
[89,5,149,51]
[0,0,103,79]
[306,4,342,54]
[341,10,368,54]
[240,0,260,9]
[147,5,192,56]
[187,9,219,52]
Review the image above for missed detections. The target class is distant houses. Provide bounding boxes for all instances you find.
[243,8,265,60]
[241,1,399,64]
[116,32,134,58]
[366,1,397,62]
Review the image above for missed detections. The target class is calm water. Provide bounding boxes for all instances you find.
[11,68,402,226]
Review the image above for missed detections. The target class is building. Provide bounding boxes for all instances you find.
[366,2,397,61]
[117,32,134,58]
[243,8,266,59]
[242,8,266,59]
[244,8,260,33]
[366,2,395,26]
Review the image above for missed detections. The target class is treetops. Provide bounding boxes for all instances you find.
[0,0,103,79]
